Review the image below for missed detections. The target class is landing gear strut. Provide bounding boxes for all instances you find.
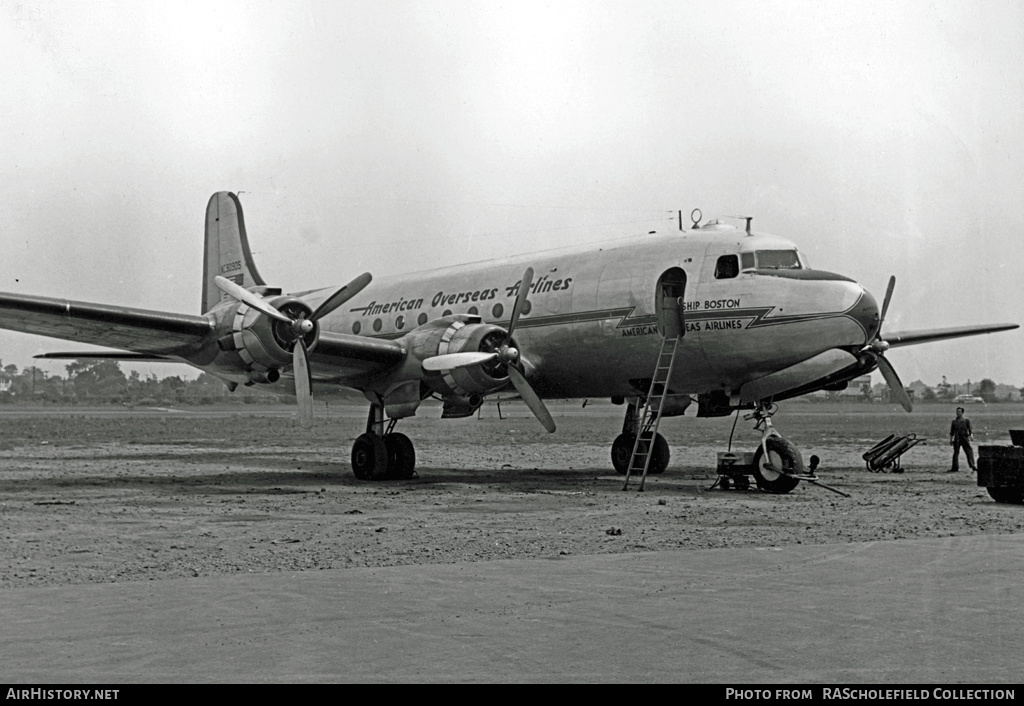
[351,404,417,480]
[611,401,670,475]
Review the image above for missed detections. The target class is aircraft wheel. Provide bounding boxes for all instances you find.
[385,433,416,480]
[735,475,750,491]
[752,437,803,494]
[987,487,1024,504]
[646,433,670,475]
[611,433,634,474]
[610,432,669,475]
[352,433,388,480]
[719,476,731,490]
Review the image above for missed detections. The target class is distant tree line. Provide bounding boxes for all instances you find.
[814,376,1016,404]
[0,360,291,405]
[0,359,1021,406]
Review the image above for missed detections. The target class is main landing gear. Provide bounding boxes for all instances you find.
[351,404,417,480]
[611,401,670,476]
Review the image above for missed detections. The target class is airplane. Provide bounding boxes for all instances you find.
[0,192,1016,492]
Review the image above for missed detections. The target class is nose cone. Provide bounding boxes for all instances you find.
[848,286,880,343]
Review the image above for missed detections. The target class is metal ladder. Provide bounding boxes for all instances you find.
[623,334,681,491]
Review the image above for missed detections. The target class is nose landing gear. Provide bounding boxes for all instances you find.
[741,403,803,493]
[729,402,848,497]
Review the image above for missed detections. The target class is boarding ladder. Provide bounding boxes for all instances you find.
[623,333,682,491]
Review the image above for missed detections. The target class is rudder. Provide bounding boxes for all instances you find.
[202,192,266,314]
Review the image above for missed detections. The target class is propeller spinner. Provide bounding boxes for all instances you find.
[215,273,372,427]
[423,267,556,433]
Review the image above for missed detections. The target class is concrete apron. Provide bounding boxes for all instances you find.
[2,534,1022,683]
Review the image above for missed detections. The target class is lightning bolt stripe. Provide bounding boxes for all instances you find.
[364,294,871,340]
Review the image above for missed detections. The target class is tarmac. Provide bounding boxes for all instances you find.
[2,533,1023,683]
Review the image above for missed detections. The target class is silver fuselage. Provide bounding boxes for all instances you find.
[300,223,876,400]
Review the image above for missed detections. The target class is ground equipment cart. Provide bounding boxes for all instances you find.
[862,433,925,473]
[977,430,1024,504]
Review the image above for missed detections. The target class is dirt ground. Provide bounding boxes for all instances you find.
[2,400,1023,588]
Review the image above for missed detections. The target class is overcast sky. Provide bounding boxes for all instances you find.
[1,0,1022,389]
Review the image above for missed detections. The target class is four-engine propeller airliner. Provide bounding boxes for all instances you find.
[0,192,1016,492]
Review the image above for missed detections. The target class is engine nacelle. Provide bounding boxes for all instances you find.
[404,317,512,399]
[210,295,318,381]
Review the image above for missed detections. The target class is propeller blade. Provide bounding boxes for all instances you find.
[293,339,314,428]
[214,276,292,324]
[876,353,912,413]
[422,351,498,372]
[310,272,372,322]
[878,275,895,334]
[508,365,556,433]
[506,267,534,342]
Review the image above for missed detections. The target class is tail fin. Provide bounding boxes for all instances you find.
[202,192,267,314]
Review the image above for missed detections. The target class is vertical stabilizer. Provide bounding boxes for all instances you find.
[202,192,266,314]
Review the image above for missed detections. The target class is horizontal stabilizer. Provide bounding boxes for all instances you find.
[885,323,1019,348]
[34,352,173,361]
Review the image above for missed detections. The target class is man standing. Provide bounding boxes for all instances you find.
[949,406,976,472]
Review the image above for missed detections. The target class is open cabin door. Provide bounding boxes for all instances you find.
[656,267,686,339]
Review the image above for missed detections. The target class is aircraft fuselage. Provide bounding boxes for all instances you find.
[295,221,876,402]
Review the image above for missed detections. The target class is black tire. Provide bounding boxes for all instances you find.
[352,433,388,480]
[987,487,1024,504]
[752,436,804,494]
[385,433,416,480]
[610,432,670,475]
[611,433,634,474]
[646,433,670,475]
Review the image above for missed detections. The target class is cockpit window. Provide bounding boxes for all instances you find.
[715,255,739,279]
[755,250,802,269]
[740,253,756,270]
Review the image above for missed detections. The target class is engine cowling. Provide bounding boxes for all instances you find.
[391,317,512,399]
[414,319,513,399]
[212,295,318,383]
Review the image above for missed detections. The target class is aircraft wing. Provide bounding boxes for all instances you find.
[884,323,1019,348]
[0,291,212,357]
[307,331,406,380]
[0,290,408,381]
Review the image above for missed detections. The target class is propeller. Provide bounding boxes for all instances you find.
[864,275,913,412]
[215,273,372,427]
[423,267,556,433]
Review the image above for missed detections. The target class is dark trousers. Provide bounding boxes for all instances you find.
[952,437,975,470]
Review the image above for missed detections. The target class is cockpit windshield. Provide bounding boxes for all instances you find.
[753,250,802,270]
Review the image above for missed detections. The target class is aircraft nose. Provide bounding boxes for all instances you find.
[848,286,880,344]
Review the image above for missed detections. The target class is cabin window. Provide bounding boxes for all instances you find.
[372,318,382,332]
[740,252,756,270]
[395,315,405,330]
[715,255,739,279]
[755,250,802,269]
[352,321,361,335]
[417,312,428,326]
[468,306,478,316]
[492,303,504,319]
